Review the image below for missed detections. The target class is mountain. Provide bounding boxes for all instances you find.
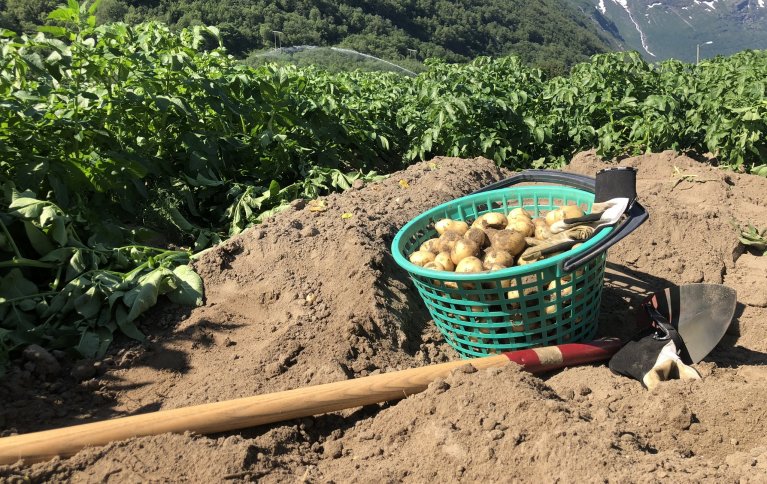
[571,0,767,62]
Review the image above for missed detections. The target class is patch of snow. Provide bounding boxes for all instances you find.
[647,2,662,8]
[610,0,656,57]
[597,0,606,15]
[759,0,765,8]
[693,0,718,11]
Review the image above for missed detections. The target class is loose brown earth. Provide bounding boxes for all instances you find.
[2,151,767,482]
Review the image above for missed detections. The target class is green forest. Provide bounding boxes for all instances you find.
[1,0,615,75]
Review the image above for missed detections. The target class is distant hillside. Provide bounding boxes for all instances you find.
[0,0,619,75]
[570,0,767,62]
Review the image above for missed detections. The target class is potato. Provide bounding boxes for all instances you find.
[472,212,508,230]
[483,249,514,269]
[419,238,440,254]
[560,205,585,220]
[506,218,535,237]
[487,228,526,256]
[455,256,483,273]
[533,218,552,240]
[484,263,513,289]
[508,207,532,220]
[424,261,445,271]
[435,251,456,271]
[436,231,462,253]
[409,250,436,267]
[464,227,489,248]
[545,205,585,226]
[435,218,469,236]
[547,279,573,298]
[450,238,480,265]
[545,208,564,226]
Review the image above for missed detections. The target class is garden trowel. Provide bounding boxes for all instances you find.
[610,283,737,389]
[643,283,737,364]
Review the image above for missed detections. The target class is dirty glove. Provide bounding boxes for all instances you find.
[549,197,629,234]
[518,226,595,265]
[609,326,701,391]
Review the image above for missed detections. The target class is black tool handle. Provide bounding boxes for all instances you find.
[471,169,648,272]
[473,169,596,194]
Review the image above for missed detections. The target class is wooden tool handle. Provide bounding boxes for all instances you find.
[0,338,622,465]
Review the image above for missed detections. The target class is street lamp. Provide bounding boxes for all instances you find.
[696,41,713,64]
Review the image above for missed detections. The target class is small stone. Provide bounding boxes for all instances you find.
[731,438,739,446]
[305,293,317,305]
[490,430,505,440]
[324,440,343,459]
[119,351,135,367]
[352,179,365,190]
[290,199,306,210]
[22,344,61,377]
[482,419,497,431]
[578,386,592,396]
[71,360,97,381]
[81,378,100,390]
[300,227,319,238]
[224,337,237,347]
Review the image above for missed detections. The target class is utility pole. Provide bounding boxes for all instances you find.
[696,41,713,64]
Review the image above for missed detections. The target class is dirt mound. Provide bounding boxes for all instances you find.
[3,151,767,482]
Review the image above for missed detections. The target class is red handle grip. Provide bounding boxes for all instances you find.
[503,337,623,374]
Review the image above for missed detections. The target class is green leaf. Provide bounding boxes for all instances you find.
[9,197,45,219]
[0,269,39,303]
[166,265,204,306]
[23,221,55,256]
[74,286,102,319]
[124,269,166,323]
[37,26,68,37]
[67,249,90,281]
[77,330,101,359]
[115,304,145,341]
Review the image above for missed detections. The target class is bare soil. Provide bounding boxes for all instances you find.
[2,151,767,483]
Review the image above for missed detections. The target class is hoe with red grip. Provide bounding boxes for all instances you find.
[0,338,621,465]
[0,281,735,466]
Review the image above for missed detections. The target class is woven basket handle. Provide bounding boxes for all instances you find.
[471,169,648,272]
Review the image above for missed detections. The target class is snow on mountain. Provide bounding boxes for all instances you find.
[576,0,767,62]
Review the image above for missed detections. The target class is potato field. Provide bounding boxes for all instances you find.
[1,1,767,369]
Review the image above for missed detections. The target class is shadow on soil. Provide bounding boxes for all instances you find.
[0,305,246,436]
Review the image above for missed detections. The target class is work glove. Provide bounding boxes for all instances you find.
[549,197,629,234]
[609,325,701,391]
[518,226,594,264]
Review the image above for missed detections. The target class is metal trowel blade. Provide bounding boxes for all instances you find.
[652,284,737,363]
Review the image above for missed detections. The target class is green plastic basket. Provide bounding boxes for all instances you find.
[392,184,611,359]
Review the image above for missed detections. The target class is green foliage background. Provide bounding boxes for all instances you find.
[1,0,766,372]
[2,0,616,76]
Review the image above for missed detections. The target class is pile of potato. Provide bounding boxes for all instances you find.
[408,205,585,273]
